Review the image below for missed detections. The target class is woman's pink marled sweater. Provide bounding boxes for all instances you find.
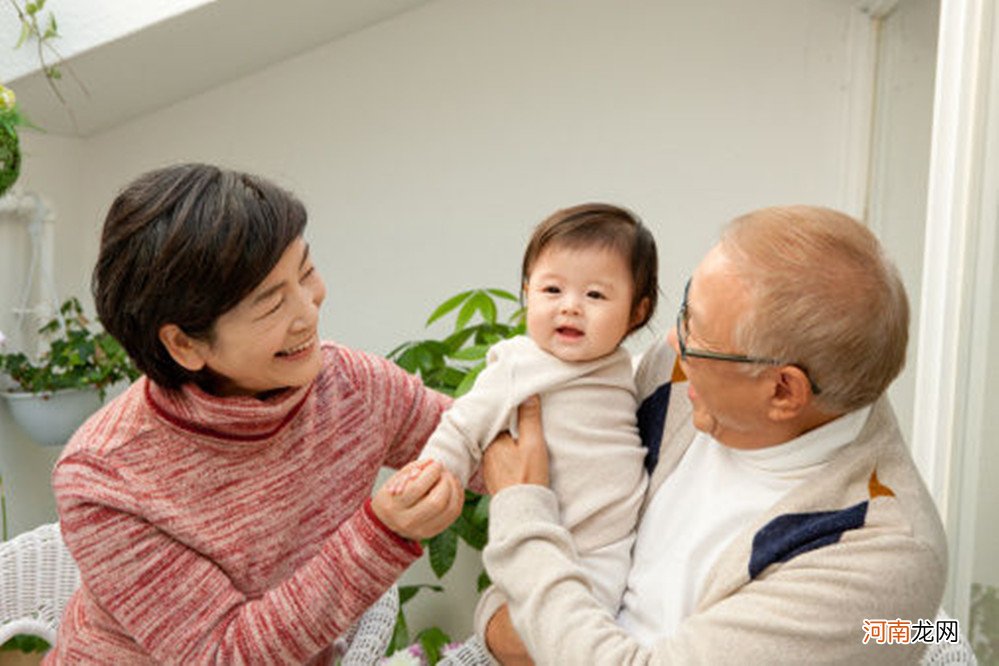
[46,343,449,664]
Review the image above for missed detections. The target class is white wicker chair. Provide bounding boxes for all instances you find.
[0,522,400,661]
[337,585,399,665]
[919,608,978,665]
[0,522,80,647]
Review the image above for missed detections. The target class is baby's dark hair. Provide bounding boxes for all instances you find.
[521,203,658,330]
[92,163,307,389]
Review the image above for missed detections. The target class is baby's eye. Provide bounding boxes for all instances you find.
[542,285,561,294]
[587,290,606,300]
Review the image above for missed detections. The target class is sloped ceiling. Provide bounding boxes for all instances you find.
[5,0,433,137]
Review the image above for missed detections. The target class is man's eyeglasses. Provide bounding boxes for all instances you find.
[676,278,821,395]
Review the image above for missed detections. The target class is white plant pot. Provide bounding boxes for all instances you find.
[1,388,103,447]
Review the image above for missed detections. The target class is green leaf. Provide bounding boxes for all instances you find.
[474,291,497,324]
[398,585,420,606]
[397,583,443,606]
[486,288,519,302]
[470,493,490,528]
[15,21,30,49]
[425,290,472,326]
[453,293,481,332]
[386,608,409,657]
[25,3,38,16]
[441,327,476,354]
[453,362,485,397]
[392,344,422,373]
[427,528,458,578]
[509,306,527,325]
[451,512,487,551]
[416,626,452,665]
[423,366,466,394]
[448,344,489,361]
[43,14,57,39]
[477,570,492,593]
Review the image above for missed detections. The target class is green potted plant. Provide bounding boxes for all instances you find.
[384,288,524,663]
[0,296,140,446]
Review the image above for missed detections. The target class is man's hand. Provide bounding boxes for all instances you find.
[486,605,534,666]
[483,396,549,494]
[371,460,463,541]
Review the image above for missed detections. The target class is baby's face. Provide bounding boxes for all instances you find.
[524,244,636,362]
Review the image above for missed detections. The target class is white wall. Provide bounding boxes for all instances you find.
[867,0,939,445]
[6,0,900,641]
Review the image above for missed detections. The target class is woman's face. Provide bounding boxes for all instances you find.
[190,237,326,396]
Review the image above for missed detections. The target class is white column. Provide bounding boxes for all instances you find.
[912,0,997,620]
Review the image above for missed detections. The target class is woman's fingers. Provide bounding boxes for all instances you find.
[394,460,443,505]
[373,464,464,541]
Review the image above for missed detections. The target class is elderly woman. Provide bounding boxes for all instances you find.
[47,163,463,664]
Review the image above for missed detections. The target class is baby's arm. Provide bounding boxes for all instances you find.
[416,344,520,484]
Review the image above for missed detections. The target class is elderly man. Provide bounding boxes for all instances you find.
[477,206,947,664]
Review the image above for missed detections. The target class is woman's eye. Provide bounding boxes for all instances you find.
[301,266,316,282]
[264,299,283,316]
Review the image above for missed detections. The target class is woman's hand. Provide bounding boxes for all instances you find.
[486,605,534,666]
[371,460,463,541]
[483,396,549,494]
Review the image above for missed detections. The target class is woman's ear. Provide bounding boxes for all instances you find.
[630,297,651,330]
[158,324,207,372]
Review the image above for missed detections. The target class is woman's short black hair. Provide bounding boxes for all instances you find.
[93,163,307,389]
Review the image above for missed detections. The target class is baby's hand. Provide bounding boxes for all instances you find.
[372,460,463,541]
[384,458,434,496]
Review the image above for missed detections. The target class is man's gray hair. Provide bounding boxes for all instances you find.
[721,205,909,413]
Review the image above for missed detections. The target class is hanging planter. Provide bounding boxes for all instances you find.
[0,298,139,447]
[0,84,24,198]
[1,387,101,446]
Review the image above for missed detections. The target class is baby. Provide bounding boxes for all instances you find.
[414,203,658,632]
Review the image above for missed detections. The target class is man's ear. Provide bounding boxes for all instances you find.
[767,365,813,421]
[158,324,207,372]
[630,297,651,330]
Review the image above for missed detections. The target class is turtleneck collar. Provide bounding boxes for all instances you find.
[726,404,872,475]
[144,377,313,442]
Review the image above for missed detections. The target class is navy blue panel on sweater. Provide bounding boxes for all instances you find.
[748,501,869,579]
[637,382,671,473]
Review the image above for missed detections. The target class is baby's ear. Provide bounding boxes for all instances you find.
[630,297,651,330]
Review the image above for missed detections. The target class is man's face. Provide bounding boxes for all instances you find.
[667,245,777,449]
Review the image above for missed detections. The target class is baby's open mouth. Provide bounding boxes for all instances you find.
[556,326,583,338]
